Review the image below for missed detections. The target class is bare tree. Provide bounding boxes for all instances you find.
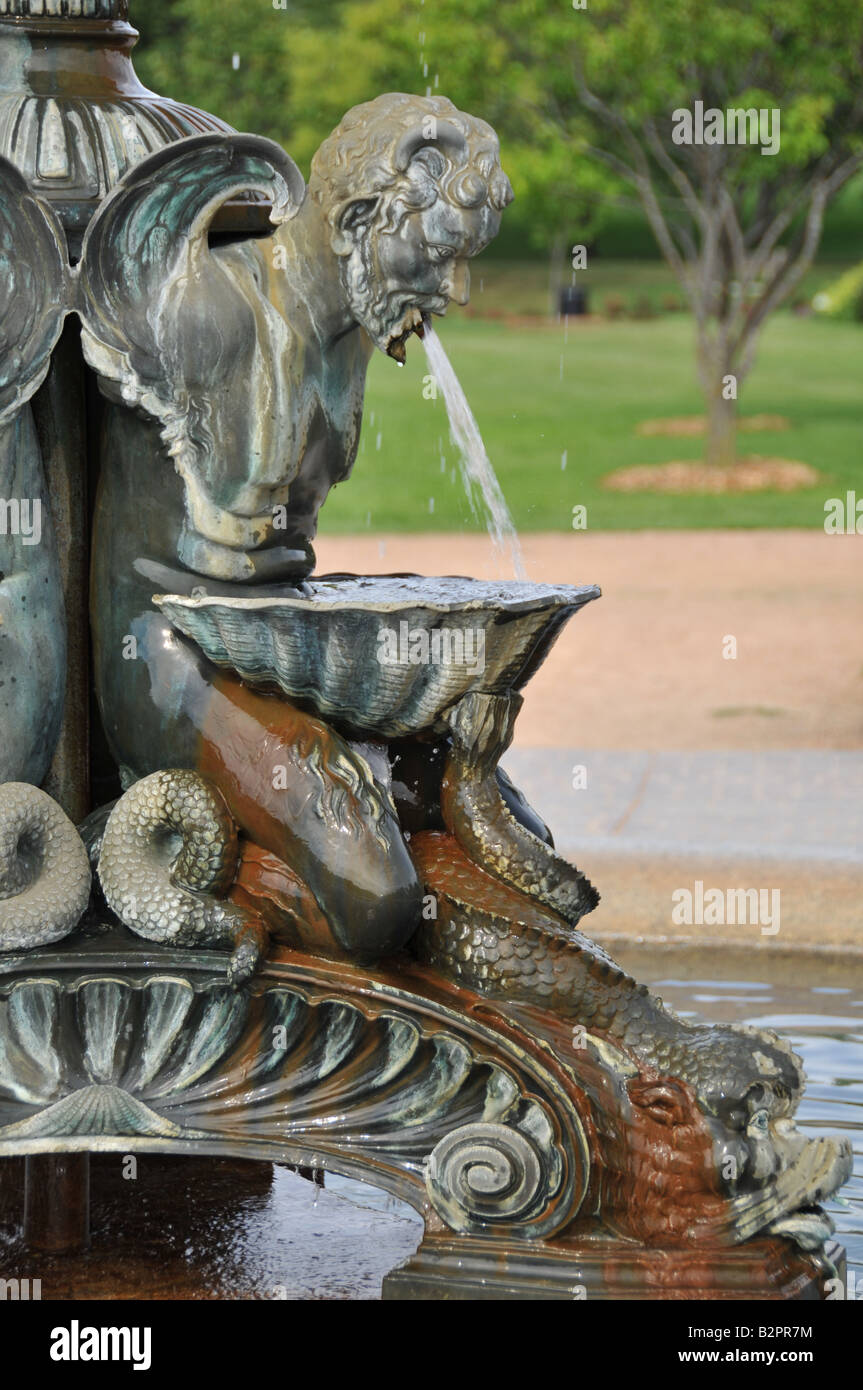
[567,1,863,466]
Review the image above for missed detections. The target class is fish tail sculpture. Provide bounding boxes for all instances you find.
[418,689,795,1084]
[92,613,423,970]
[0,784,91,949]
[98,769,268,985]
[440,690,599,923]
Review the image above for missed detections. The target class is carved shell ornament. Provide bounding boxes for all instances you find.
[155,577,601,738]
[0,971,588,1238]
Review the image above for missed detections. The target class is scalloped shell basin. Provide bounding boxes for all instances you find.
[155,575,600,738]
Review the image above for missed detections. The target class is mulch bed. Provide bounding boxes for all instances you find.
[602,457,819,494]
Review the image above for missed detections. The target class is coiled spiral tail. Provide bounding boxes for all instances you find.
[0,783,92,950]
[97,770,268,985]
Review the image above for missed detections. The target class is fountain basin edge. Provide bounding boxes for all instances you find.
[155,574,601,738]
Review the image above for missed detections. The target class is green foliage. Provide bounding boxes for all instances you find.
[130,0,863,255]
[813,261,863,320]
[576,0,863,178]
[133,0,298,145]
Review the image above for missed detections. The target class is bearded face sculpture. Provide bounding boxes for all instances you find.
[78,95,513,592]
[311,95,513,362]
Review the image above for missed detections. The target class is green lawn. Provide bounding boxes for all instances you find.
[318,307,863,534]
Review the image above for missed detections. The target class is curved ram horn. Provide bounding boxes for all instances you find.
[0,156,70,425]
[76,132,305,403]
[393,120,468,173]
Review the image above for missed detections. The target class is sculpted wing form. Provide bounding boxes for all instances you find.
[0,155,70,784]
[77,134,306,580]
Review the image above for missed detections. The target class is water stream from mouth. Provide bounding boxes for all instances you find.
[422,325,527,580]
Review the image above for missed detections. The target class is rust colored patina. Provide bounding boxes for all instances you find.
[196,671,422,961]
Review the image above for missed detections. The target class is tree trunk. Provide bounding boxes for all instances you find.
[705,387,738,469]
[698,329,739,469]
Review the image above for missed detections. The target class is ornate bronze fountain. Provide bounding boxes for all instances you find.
[0,1,850,1299]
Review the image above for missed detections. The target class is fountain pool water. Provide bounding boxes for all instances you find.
[422,325,527,580]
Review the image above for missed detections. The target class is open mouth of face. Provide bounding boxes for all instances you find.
[727,1134,852,1250]
[384,301,448,363]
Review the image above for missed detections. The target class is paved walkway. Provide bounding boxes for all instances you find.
[503,749,863,865]
[315,529,863,750]
[503,748,863,951]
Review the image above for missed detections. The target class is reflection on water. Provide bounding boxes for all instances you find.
[644,970,863,1281]
[0,1155,424,1302]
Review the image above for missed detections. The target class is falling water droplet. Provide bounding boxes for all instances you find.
[378,540,387,559]
[422,325,526,579]
[561,449,568,471]
[429,497,435,514]
[232,53,240,70]
[375,432,382,451]
[366,510,371,527]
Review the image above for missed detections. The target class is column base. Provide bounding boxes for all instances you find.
[383,1233,844,1301]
